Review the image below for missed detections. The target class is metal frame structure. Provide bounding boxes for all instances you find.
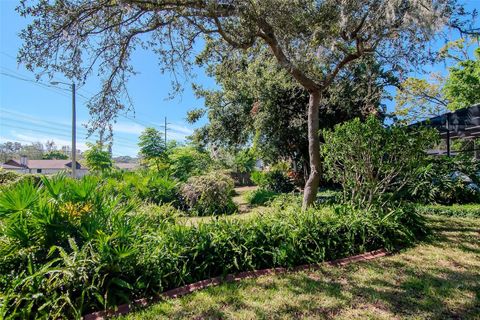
[411,104,480,157]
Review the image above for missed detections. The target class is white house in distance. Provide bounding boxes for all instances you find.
[1,156,88,177]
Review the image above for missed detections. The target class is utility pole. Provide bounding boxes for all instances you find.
[164,116,167,146]
[50,80,76,178]
[71,82,76,178]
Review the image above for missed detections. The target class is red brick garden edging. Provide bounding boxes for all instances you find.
[83,249,388,320]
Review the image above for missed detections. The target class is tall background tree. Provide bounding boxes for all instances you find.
[17,0,468,207]
[83,142,113,173]
[395,35,480,124]
[190,47,392,183]
[138,127,166,172]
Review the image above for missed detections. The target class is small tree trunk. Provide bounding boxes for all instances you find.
[302,91,322,209]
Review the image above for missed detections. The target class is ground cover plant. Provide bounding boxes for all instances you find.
[408,154,480,204]
[416,203,480,218]
[0,173,428,319]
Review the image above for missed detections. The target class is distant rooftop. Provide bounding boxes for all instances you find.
[115,162,140,170]
[4,159,82,169]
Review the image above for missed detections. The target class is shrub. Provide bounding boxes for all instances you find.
[407,155,480,204]
[167,146,211,181]
[244,188,278,206]
[180,173,237,216]
[251,170,268,186]
[416,203,480,218]
[0,170,19,185]
[102,170,179,205]
[250,170,295,193]
[322,116,437,209]
[135,203,182,224]
[83,142,113,173]
[0,175,140,318]
[0,170,42,188]
[136,202,427,293]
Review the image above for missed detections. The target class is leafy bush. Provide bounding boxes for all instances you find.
[135,203,182,224]
[0,175,140,318]
[416,203,480,218]
[244,188,278,206]
[322,116,437,209]
[250,170,295,193]
[83,142,113,173]
[0,170,42,187]
[102,170,178,205]
[251,170,268,186]
[407,155,480,204]
[0,170,19,185]
[180,173,237,216]
[167,146,211,181]
[136,202,427,293]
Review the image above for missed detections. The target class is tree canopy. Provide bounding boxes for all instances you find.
[138,127,166,171]
[395,35,480,124]
[17,0,467,207]
[191,47,392,177]
[83,142,113,172]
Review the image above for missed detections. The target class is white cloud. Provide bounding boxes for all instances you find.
[168,123,194,136]
[113,122,146,135]
[112,121,194,141]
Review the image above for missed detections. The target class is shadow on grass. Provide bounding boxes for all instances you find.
[124,215,480,320]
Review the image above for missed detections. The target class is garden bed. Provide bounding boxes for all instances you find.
[121,215,480,319]
[0,176,426,319]
[85,249,388,319]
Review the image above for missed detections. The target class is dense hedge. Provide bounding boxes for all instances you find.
[0,176,428,319]
[416,204,480,218]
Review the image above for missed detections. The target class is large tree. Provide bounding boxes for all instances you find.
[17,0,463,207]
[190,48,391,182]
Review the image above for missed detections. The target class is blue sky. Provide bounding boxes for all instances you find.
[0,0,479,157]
[0,0,216,157]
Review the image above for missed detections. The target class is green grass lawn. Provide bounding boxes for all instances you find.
[121,215,480,319]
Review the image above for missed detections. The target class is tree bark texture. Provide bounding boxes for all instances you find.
[302,91,322,209]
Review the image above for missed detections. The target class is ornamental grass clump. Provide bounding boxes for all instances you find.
[180,172,237,216]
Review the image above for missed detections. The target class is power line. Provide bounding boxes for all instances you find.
[1,122,137,150]
[0,109,139,145]
[1,63,190,137]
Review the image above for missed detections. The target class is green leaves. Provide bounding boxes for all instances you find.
[179,172,237,216]
[444,47,480,110]
[322,116,438,209]
[83,142,113,173]
[0,170,427,318]
[0,180,38,216]
[138,128,166,173]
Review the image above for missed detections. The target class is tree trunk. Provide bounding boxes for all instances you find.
[302,91,322,209]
